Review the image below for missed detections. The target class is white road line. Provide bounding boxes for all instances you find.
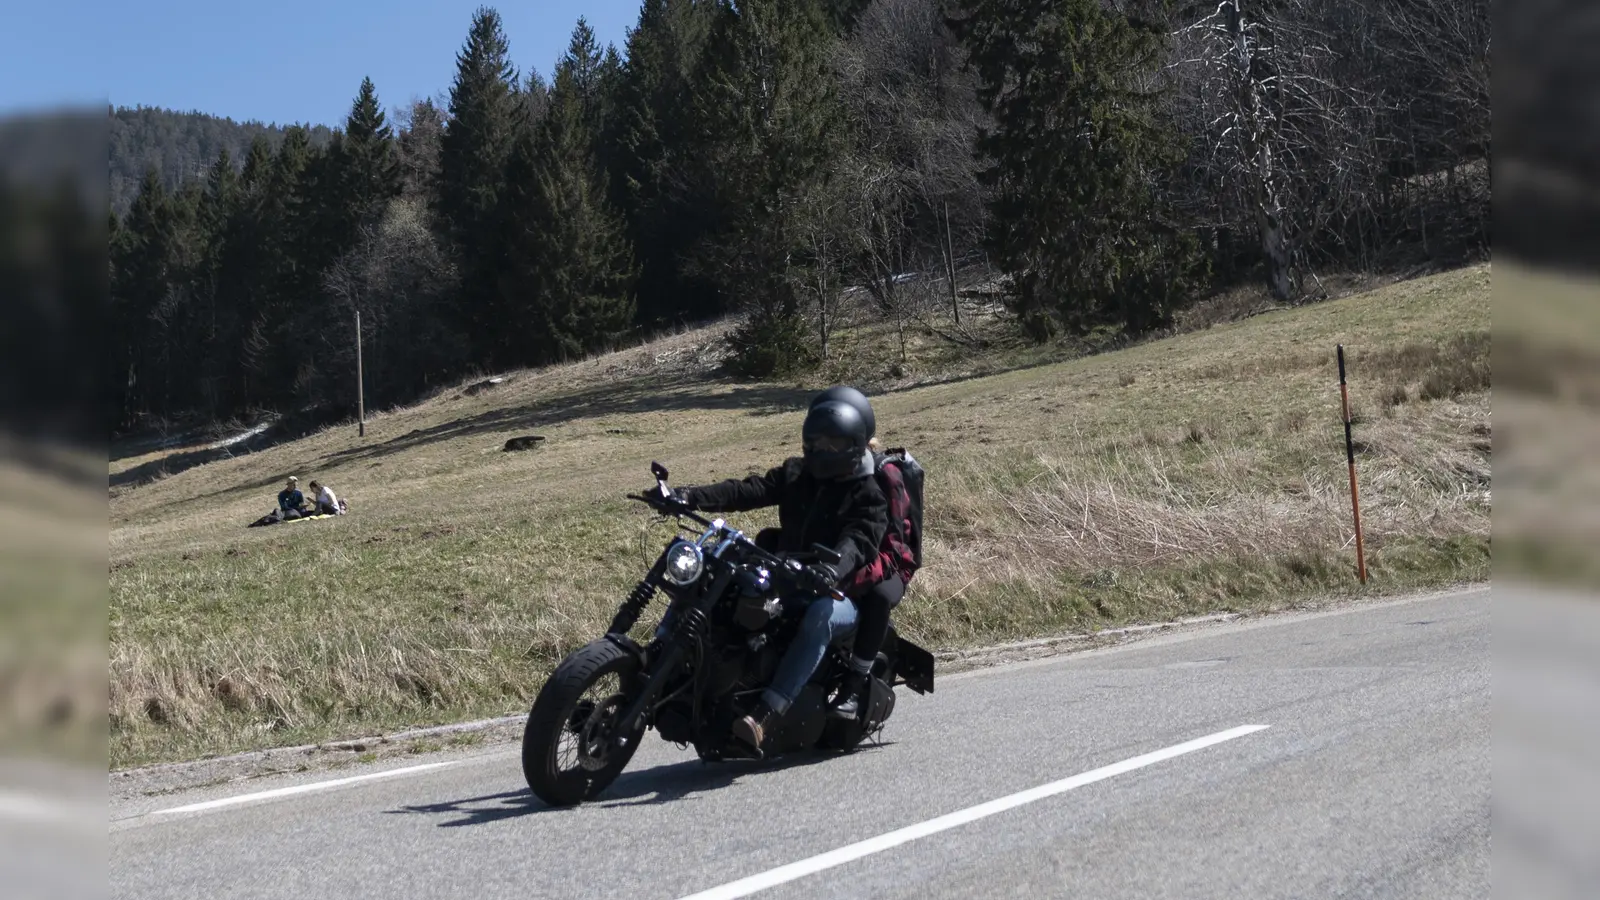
[675,724,1271,900]
[150,760,464,816]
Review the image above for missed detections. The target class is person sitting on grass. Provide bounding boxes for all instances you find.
[277,476,309,519]
[308,480,342,516]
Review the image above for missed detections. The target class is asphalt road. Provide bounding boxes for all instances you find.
[109,587,1490,900]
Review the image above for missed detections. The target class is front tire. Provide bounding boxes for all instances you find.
[522,639,645,807]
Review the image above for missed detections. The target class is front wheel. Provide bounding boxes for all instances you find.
[522,639,645,807]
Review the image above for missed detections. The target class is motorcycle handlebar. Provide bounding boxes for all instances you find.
[626,490,844,600]
[627,490,711,528]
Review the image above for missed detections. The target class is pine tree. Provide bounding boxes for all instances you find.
[436,6,522,358]
[949,0,1199,338]
[112,168,174,423]
[611,0,719,327]
[118,169,174,306]
[821,0,871,35]
[254,126,323,404]
[563,19,605,117]
[302,131,347,271]
[335,77,402,232]
[112,168,214,419]
[686,0,844,374]
[192,148,237,302]
[518,69,551,134]
[194,151,238,336]
[239,135,274,194]
[208,137,275,410]
[187,149,240,415]
[269,126,316,270]
[152,181,206,414]
[594,43,626,196]
[397,99,446,205]
[498,23,637,366]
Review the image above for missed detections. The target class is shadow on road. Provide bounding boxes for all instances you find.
[386,744,891,827]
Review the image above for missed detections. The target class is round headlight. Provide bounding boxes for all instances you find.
[662,541,704,586]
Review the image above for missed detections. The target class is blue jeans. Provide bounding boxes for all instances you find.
[764,597,858,714]
[651,596,859,714]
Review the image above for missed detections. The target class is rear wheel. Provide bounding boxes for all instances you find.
[522,639,645,807]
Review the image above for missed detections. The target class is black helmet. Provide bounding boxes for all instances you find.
[809,385,875,442]
[802,400,870,480]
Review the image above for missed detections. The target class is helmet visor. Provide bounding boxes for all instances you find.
[805,433,857,455]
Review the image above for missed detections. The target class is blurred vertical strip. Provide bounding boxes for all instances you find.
[1495,1,1600,898]
[0,103,108,900]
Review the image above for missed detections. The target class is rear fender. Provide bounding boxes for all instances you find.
[893,635,935,695]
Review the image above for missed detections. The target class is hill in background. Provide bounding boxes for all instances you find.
[109,105,335,215]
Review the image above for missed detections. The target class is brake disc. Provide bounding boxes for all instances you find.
[576,693,626,772]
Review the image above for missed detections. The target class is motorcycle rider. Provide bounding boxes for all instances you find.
[671,391,888,753]
[803,387,906,721]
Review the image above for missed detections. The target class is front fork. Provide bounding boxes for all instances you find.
[609,568,733,745]
[607,556,668,637]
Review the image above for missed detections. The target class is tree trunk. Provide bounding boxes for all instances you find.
[943,201,960,324]
[1226,1,1293,303]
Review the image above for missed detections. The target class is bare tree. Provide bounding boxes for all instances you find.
[1175,0,1384,299]
[1170,0,1491,286]
[832,0,991,350]
[1373,0,1491,257]
[791,175,858,362]
[321,198,460,407]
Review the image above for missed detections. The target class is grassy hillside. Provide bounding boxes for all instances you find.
[110,265,1491,767]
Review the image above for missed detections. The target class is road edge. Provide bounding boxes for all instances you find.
[109,580,1486,802]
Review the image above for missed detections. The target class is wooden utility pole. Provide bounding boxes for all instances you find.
[356,309,365,438]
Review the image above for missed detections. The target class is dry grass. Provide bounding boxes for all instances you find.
[109,264,1491,768]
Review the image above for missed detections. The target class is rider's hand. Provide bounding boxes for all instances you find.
[804,563,840,595]
[647,483,693,511]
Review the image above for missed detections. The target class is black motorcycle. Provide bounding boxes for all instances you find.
[520,462,936,807]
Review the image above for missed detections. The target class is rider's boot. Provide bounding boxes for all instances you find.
[830,670,869,720]
[732,701,777,755]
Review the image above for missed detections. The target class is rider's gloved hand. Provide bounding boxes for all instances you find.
[647,483,695,511]
[804,562,840,596]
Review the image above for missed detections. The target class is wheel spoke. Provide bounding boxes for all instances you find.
[551,672,626,776]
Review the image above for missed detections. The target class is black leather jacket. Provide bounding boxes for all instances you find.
[679,456,888,580]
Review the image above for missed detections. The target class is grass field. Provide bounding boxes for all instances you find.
[109,264,1492,768]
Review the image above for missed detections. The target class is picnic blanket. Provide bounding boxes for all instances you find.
[248,510,338,528]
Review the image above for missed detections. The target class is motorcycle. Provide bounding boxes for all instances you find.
[520,462,936,807]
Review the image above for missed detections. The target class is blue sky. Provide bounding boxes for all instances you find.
[1,1,639,127]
